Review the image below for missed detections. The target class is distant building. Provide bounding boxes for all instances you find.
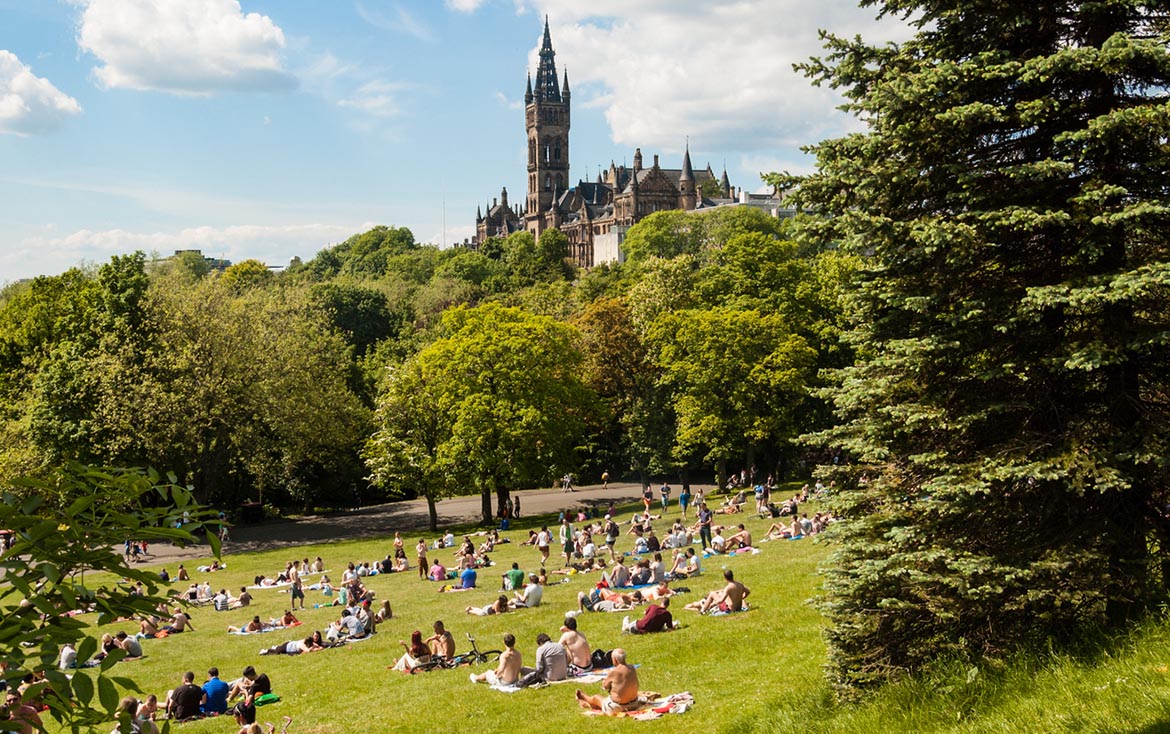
[473,17,794,268]
[171,249,232,272]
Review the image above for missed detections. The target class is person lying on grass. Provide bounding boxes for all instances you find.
[577,588,642,613]
[684,569,750,614]
[258,636,323,656]
[575,648,640,714]
[227,616,271,634]
[466,595,510,616]
[469,633,522,686]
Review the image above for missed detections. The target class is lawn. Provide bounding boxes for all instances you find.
[77,490,1170,734]
[85,491,828,734]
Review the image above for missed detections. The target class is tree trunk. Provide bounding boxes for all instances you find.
[496,488,511,522]
[716,457,728,494]
[426,495,438,532]
[679,467,690,492]
[480,487,493,526]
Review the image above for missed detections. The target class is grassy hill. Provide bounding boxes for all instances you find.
[81,495,1170,734]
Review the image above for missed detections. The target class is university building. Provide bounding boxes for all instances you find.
[473,18,788,268]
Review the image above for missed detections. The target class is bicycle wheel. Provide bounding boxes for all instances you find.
[476,650,502,664]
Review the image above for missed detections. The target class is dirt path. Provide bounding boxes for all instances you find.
[146,481,693,565]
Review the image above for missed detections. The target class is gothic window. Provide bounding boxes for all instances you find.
[545,174,551,191]
[554,141,561,161]
[544,145,551,163]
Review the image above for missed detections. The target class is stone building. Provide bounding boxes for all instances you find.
[474,18,758,268]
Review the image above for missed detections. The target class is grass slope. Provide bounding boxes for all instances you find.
[80,491,1170,734]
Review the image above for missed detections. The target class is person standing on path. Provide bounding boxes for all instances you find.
[660,482,672,512]
[678,486,691,520]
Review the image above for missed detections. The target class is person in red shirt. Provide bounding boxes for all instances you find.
[623,597,674,634]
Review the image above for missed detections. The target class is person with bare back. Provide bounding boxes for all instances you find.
[575,648,640,714]
[684,569,751,614]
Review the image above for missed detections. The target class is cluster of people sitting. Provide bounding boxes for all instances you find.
[57,631,144,670]
[150,665,272,728]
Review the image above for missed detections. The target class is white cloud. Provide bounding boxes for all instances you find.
[0,50,82,135]
[517,0,913,157]
[495,90,522,110]
[338,80,410,118]
[7,222,378,282]
[75,0,297,95]
[446,0,487,12]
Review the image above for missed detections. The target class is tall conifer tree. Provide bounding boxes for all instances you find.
[782,1,1170,691]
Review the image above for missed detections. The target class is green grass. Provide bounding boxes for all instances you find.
[76,492,1170,734]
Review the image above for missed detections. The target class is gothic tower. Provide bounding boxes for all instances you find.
[525,16,570,232]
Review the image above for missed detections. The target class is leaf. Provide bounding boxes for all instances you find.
[71,671,94,706]
[97,674,119,714]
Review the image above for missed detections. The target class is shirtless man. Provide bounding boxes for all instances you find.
[724,523,753,551]
[685,569,751,614]
[425,620,455,659]
[470,633,522,686]
[226,615,267,634]
[162,608,193,634]
[558,617,592,671]
[575,648,640,714]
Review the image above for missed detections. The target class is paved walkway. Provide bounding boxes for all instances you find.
[147,481,707,565]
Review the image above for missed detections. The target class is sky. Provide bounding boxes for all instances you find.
[0,0,912,284]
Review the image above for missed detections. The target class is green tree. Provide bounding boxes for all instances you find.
[367,303,596,524]
[783,0,1170,693]
[0,464,216,732]
[647,307,816,490]
[219,259,272,291]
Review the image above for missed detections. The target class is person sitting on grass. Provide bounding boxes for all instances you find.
[229,666,271,726]
[509,574,544,609]
[425,620,455,659]
[558,617,592,673]
[202,667,230,715]
[440,564,476,592]
[429,560,448,583]
[622,597,674,634]
[391,630,432,673]
[164,671,204,721]
[575,648,640,714]
[502,562,526,591]
[161,608,193,634]
[466,595,510,616]
[723,524,752,552]
[469,633,522,686]
[375,600,393,624]
[684,569,751,614]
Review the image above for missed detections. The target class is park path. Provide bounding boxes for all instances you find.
[145,481,684,565]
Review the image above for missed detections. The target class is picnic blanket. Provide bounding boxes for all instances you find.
[581,691,694,720]
[247,581,292,590]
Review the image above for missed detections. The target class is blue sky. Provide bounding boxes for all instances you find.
[0,0,909,283]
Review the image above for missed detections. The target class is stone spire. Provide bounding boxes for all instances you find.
[680,141,695,182]
[534,15,560,102]
[525,72,533,104]
[720,164,731,197]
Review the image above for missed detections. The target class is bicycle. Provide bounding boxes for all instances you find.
[412,633,501,673]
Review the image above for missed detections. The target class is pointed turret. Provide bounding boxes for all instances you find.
[534,15,560,101]
[633,148,643,171]
[563,70,570,100]
[720,165,731,198]
[476,205,482,222]
[680,143,694,182]
[525,72,533,104]
[679,141,697,211]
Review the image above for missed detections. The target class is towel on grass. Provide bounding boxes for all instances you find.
[581,691,694,720]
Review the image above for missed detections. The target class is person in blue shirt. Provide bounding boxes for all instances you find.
[460,566,477,589]
[201,667,229,715]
